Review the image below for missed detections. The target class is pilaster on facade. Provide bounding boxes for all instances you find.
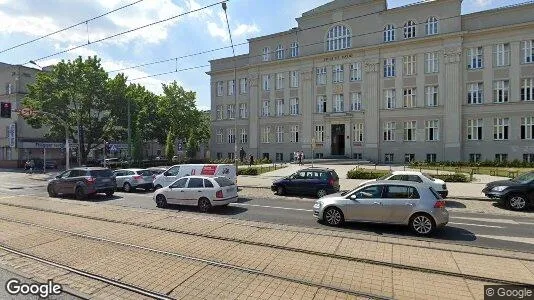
[248,72,259,154]
[301,69,313,153]
[443,47,463,161]
[363,58,380,161]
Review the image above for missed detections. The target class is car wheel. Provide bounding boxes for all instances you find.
[410,214,435,236]
[198,197,212,213]
[75,187,86,200]
[154,184,162,191]
[47,185,57,197]
[507,194,527,211]
[316,189,327,198]
[123,182,132,193]
[323,207,344,226]
[105,190,114,197]
[277,186,285,196]
[155,194,167,208]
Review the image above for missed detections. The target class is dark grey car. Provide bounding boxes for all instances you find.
[47,167,116,199]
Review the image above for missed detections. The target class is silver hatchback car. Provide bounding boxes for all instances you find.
[313,181,449,235]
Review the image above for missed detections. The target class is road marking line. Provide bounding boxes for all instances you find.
[450,216,518,225]
[517,222,534,226]
[448,222,504,228]
[476,234,534,245]
[230,203,313,212]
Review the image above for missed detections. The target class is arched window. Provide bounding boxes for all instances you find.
[425,17,439,35]
[383,24,395,42]
[404,20,417,39]
[326,25,351,52]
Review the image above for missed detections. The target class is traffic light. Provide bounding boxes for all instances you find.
[178,143,182,151]
[1,102,11,118]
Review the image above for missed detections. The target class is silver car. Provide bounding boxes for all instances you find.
[113,169,154,192]
[313,181,449,235]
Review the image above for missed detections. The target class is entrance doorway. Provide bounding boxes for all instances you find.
[331,124,345,156]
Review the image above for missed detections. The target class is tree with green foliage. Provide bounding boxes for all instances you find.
[185,110,210,158]
[165,131,175,159]
[22,56,127,164]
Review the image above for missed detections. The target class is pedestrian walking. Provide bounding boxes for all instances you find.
[24,159,30,173]
[249,155,254,167]
[298,151,303,166]
[29,159,35,174]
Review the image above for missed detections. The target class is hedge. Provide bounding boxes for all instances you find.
[347,169,389,179]
[432,173,470,182]
[238,168,259,175]
[410,159,534,168]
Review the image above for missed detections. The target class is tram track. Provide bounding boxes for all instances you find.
[0,203,532,288]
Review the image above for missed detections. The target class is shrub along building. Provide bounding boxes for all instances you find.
[208,0,534,164]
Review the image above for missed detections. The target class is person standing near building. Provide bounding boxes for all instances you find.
[239,147,246,163]
[298,151,303,166]
[249,154,254,167]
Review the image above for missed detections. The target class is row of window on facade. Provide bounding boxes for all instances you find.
[388,153,534,164]
[216,41,534,97]
[261,17,440,60]
[215,78,533,120]
[215,116,534,146]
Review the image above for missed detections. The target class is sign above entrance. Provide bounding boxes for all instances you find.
[323,54,352,62]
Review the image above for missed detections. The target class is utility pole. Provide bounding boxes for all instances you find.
[127,98,131,162]
[221,1,238,171]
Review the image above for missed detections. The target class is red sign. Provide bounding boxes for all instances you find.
[201,165,217,176]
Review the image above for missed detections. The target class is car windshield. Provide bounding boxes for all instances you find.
[378,173,392,180]
[429,187,442,199]
[90,169,113,177]
[512,172,534,184]
[137,170,152,176]
[422,173,436,181]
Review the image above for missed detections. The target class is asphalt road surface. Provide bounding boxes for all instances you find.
[1,181,534,253]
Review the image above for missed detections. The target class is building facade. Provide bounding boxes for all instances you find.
[208,0,534,164]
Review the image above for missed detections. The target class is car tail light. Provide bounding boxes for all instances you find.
[328,179,334,186]
[86,177,96,185]
[434,200,446,208]
[216,190,223,198]
[133,175,142,181]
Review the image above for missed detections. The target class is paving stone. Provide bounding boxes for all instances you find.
[465,280,496,300]
[169,264,258,299]
[208,223,260,240]
[313,288,369,300]
[263,250,332,284]
[53,272,109,296]
[335,239,392,263]
[523,260,534,277]
[2,228,70,250]
[246,228,298,247]
[148,216,225,234]
[0,254,34,270]
[83,248,152,281]
[91,284,154,300]
[392,269,474,300]
[322,259,393,298]
[240,274,318,300]
[217,243,282,271]
[285,232,343,254]
[452,252,534,284]
[392,244,461,273]
[0,220,42,242]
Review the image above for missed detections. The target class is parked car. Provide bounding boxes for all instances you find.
[113,169,154,192]
[47,167,116,199]
[153,164,236,189]
[153,175,238,212]
[271,167,340,198]
[146,167,168,175]
[359,171,448,198]
[313,181,449,236]
[33,160,58,170]
[482,171,534,211]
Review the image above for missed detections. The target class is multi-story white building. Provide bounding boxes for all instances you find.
[208,0,534,164]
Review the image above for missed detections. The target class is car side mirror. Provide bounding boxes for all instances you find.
[55,175,61,179]
[350,194,357,200]
[163,172,170,176]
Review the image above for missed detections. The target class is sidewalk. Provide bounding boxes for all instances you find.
[236,164,508,200]
[0,195,533,300]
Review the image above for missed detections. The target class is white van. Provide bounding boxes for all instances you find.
[153,164,236,189]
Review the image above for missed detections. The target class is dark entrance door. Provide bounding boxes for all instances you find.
[331,124,345,156]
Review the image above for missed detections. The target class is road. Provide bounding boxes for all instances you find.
[1,178,533,253]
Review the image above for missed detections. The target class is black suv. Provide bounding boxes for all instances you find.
[482,171,534,211]
[47,167,116,199]
[271,168,340,198]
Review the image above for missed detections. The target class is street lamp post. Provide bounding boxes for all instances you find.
[221,1,238,170]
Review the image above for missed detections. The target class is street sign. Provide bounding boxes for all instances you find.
[8,123,16,148]
[110,145,117,152]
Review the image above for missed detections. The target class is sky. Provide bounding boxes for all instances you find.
[0,0,527,110]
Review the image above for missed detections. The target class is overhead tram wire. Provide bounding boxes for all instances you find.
[0,0,146,55]
[101,0,450,74]
[24,0,230,64]
[125,12,466,81]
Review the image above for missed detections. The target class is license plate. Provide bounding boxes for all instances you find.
[102,179,111,182]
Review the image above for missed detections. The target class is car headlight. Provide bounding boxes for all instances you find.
[314,201,323,208]
[491,186,508,192]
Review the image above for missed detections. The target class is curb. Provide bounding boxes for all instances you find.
[237,185,492,201]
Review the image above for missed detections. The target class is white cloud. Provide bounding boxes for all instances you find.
[473,0,493,7]
[207,10,259,42]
